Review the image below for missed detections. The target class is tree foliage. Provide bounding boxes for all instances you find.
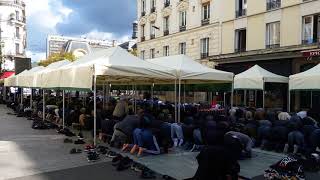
[38,52,76,67]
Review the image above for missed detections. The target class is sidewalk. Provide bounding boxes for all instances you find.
[0,105,108,180]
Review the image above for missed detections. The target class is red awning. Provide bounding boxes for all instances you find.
[0,71,15,79]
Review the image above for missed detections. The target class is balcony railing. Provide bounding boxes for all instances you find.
[235,47,246,53]
[235,9,247,18]
[201,52,209,59]
[141,36,145,42]
[150,34,155,39]
[151,7,156,13]
[266,44,280,49]
[164,1,170,8]
[179,25,186,32]
[164,30,169,36]
[141,11,146,17]
[267,1,281,11]
[302,38,319,45]
[201,18,210,26]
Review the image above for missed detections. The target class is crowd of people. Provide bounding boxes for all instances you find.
[4,90,320,179]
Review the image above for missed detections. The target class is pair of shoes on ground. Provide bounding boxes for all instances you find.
[64,138,73,143]
[111,154,134,171]
[87,151,100,162]
[70,148,82,154]
[141,167,157,179]
[74,139,85,145]
[96,145,109,155]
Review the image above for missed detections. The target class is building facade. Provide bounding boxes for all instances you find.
[136,0,222,66]
[46,35,117,58]
[0,0,27,71]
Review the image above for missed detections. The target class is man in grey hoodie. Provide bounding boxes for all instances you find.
[110,109,144,147]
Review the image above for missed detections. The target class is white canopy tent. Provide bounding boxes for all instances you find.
[42,47,177,146]
[234,65,288,108]
[49,47,176,90]
[289,63,320,111]
[147,55,234,122]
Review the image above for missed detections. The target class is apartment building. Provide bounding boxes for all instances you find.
[136,0,222,65]
[211,0,320,110]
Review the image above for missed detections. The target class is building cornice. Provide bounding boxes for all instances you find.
[210,44,320,64]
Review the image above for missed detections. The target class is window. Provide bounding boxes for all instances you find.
[266,0,281,11]
[150,22,155,39]
[141,0,146,16]
[236,0,247,18]
[15,27,20,38]
[16,10,19,20]
[179,11,187,32]
[15,43,20,54]
[163,16,170,36]
[151,0,156,13]
[202,3,210,26]
[141,24,145,41]
[235,29,246,52]
[302,15,320,44]
[150,49,155,59]
[164,0,170,8]
[266,22,280,48]
[163,46,169,56]
[200,38,209,58]
[141,50,145,60]
[179,42,186,55]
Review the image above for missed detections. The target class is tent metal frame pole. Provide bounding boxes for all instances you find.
[310,91,313,109]
[42,90,45,121]
[255,90,257,107]
[178,79,181,123]
[93,75,97,147]
[21,88,23,105]
[63,90,65,129]
[231,82,234,108]
[244,90,247,107]
[30,89,33,108]
[183,83,186,104]
[263,79,265,109]
[288,90,291,113]
[102,82,105,110]
[174,80,177,123]
[224,92,226,107]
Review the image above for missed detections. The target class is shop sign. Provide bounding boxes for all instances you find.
[302,49,320,58]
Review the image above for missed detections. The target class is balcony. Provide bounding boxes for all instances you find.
[151,7,156,13]
[150,34,155,39]
[164,30,169,36]
[201,18,210,26]
[235,9,246,18]
[141,36,145,42]
[141,11,146,17]
[164,1,170,8]
[201,52,209,59]
[179,25,186,32]
[302,38,319,45]
[266,44,280,49]
[234,48,246,53]
[266,1,281,11]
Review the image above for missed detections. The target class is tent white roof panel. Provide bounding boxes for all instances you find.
[234,65,288,90]
[289,63,320,90]
[147,55,234,83]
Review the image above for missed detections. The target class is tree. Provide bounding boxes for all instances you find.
[129,48,138,57]
[38,52,76,67]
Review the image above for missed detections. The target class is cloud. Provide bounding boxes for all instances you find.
[26,0,136,62]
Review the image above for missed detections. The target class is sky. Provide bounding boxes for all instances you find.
[25,0,137,62]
